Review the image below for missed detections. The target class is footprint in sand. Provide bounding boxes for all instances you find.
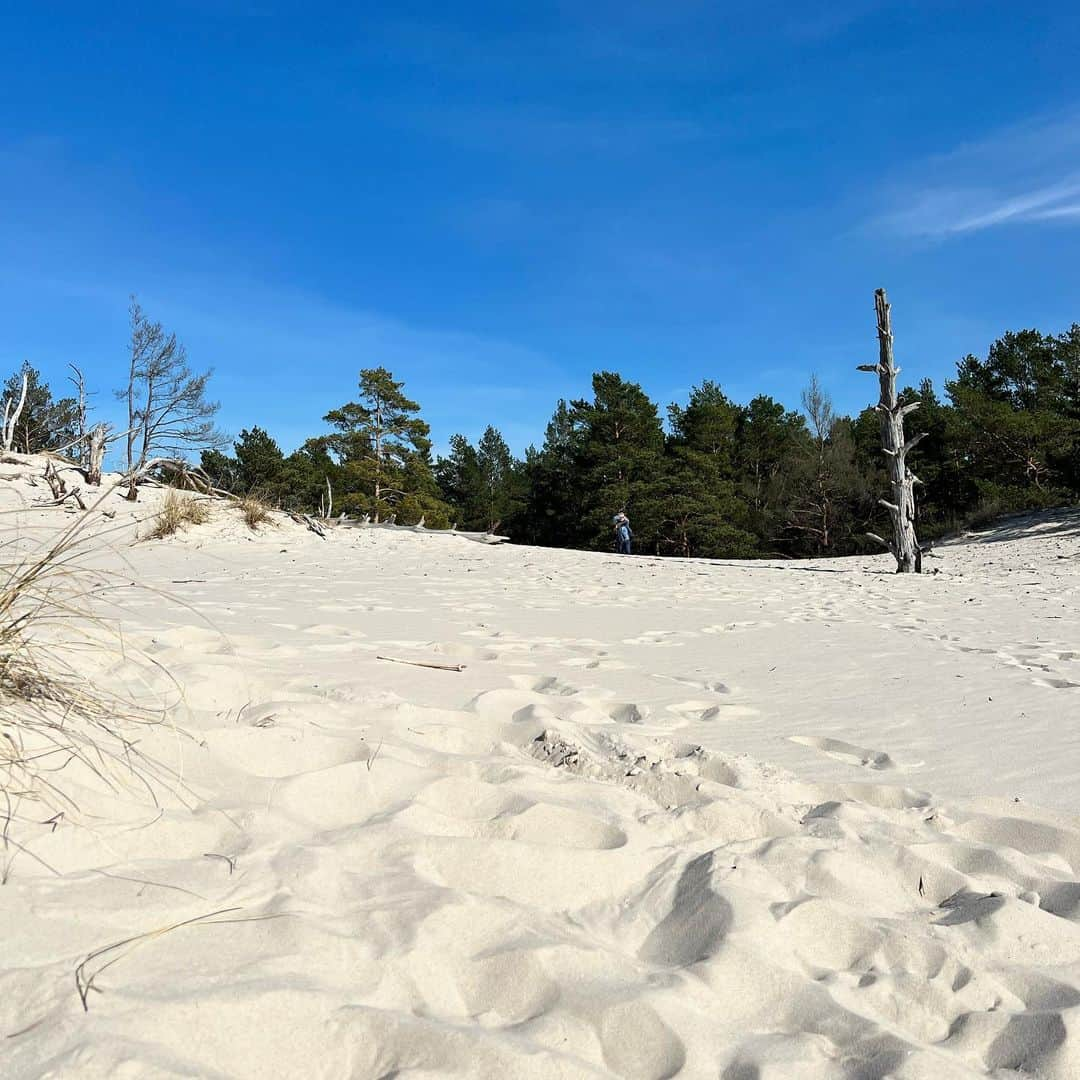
[607,702,649,724]
[621,629,685,647]
[1033,676,1080,690]
[511,674,584,697]
[668,699,759,721]
[561,655,632,671]
[654,674,732,695]
[598,1000,687,1080]
[788,735,896,770]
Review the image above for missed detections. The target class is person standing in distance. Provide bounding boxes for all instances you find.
[613,512,633,555]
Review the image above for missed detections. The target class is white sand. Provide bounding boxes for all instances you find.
[3,459,1080,1078]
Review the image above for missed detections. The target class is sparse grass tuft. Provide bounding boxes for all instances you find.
[237,494,274,531]
[0,506,186,881]
[147,489,211,539]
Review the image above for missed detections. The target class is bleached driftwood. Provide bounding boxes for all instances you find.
[376,655,466,672]
[37,487,88,511]
[85,424,109,486]
[124,457,223,496]
[859,289,925,573]
[286,511,328,538]
[45,422,129,487]
[303,514,327,538]
[43,459,67,500]
[339,520,509,545]
[38,459,87,509]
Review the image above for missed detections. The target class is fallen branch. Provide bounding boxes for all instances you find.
[36,488,88,511]
[43,460,66,499]
[376,655,466,672]
[287,511,327,538]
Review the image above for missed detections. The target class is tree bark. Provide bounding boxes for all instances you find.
[43,459,66,499]
[69,364,88,464]
[373,398,383,523]
[86,423,108,486]
[862,289,922,573]
[126,328,138,479]
[2,372,28,453]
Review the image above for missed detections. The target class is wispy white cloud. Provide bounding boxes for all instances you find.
[876,110,1080,237]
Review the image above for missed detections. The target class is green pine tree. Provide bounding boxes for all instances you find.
[567,372,667,551]
[324,367,451,525]
[947,328,1080,503]
[661,382,757,558]
[234,426,286,494]
[435,434,485,528]
[476,426,524,532]
[733,395,811,552]
[522,400,582,547]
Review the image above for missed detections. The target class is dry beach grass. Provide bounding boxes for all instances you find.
[0,502,187,886]
[145,488,212,540]
[236,493,274,531]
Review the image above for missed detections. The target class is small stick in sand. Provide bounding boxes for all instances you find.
[204,852,237,875]
[376,655,466,672]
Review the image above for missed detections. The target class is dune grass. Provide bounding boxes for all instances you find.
[237,494,274,531]
[0,505,185,880]
[147,489,212,540]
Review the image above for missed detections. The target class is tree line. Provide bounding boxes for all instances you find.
[3,299,1078,557]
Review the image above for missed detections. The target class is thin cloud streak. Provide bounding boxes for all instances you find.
[943,175,1080,235]
[875,110,1080,238]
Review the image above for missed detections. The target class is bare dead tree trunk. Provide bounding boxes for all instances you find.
[2,372,29,453]
[125,309,139,483]
[125,379,154,501]
[859,289,925,573]
[69,365,88,464]
[86,423,108,485]
[373,399,383,523]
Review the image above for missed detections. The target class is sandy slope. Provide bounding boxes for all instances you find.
[3,460,1080,1078]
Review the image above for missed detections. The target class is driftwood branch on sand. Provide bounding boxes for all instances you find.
[376,655,466,673]
[286,511,327,538]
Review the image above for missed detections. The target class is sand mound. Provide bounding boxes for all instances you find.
[2,475,1079,1077]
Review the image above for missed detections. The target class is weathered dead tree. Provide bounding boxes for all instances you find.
[41,459,87,510]
[139,458,221,495]
[43,459,67,499]
[68,364,89,463]
[859,289,926,573]
[1,372,28,453]
[85,424,109,485]
[122,298,223,501]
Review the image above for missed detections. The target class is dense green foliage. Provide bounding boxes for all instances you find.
[190,322,1080,554]
[202,369,454,527]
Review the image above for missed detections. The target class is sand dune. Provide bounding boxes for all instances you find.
[3,460,1080,1077]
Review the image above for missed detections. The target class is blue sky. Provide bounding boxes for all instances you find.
[2,2,1080,457]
